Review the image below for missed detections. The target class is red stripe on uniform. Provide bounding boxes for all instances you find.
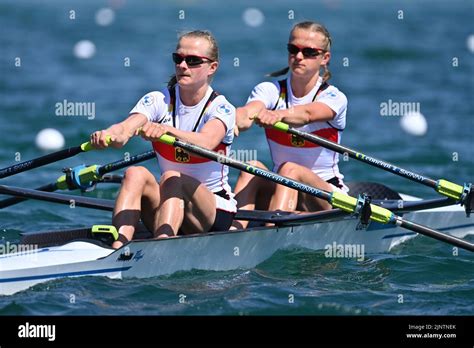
[152,141,227,164]
[265,127,338,148]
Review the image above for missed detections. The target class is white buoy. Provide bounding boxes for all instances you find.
[400,111,428,136]
[242,8,265,27]
[95,8,115,27]
[73,40,96,59]
[467,34,474,53]
[35,128,65,151]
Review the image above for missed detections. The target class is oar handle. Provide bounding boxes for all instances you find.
[80,136,112,152]
[135,127,176,146]
[157,134,177,145]
[273,121,290,132]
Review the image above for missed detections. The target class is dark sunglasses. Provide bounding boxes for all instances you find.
[287,43,325,58]
[172,53,214,67]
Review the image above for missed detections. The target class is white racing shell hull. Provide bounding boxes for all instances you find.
[1,204,473,296]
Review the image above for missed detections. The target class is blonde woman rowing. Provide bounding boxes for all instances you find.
[233,21,348,229]
[91,30,236,248]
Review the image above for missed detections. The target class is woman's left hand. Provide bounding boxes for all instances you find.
[140,122,169,141]
[254,110,282,128]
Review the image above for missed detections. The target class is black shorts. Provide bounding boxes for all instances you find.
[209,190,236,232]
[209,209,235,232]
[326,176,344,189]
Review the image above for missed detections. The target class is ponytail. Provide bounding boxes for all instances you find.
[266,66,290,78]
[167,75,177,89]
[321,63,331,83]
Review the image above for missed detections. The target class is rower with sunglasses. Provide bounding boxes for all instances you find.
[233,21,348,229]
[90,30,237,248]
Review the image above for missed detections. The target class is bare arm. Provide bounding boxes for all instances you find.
[236,100,266,132]
[164,119,226,150]
[91,113,148,149]
[142,118,227,151]
[275,102,336,126]
[255,102,335,128]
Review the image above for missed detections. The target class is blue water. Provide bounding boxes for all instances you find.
[0,0,473,316]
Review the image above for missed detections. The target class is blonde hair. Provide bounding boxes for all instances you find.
[268,21,332,82]
[168,30,219,88]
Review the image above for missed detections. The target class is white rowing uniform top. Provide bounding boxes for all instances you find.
[247,75,348,188]
[130,85,237,212]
